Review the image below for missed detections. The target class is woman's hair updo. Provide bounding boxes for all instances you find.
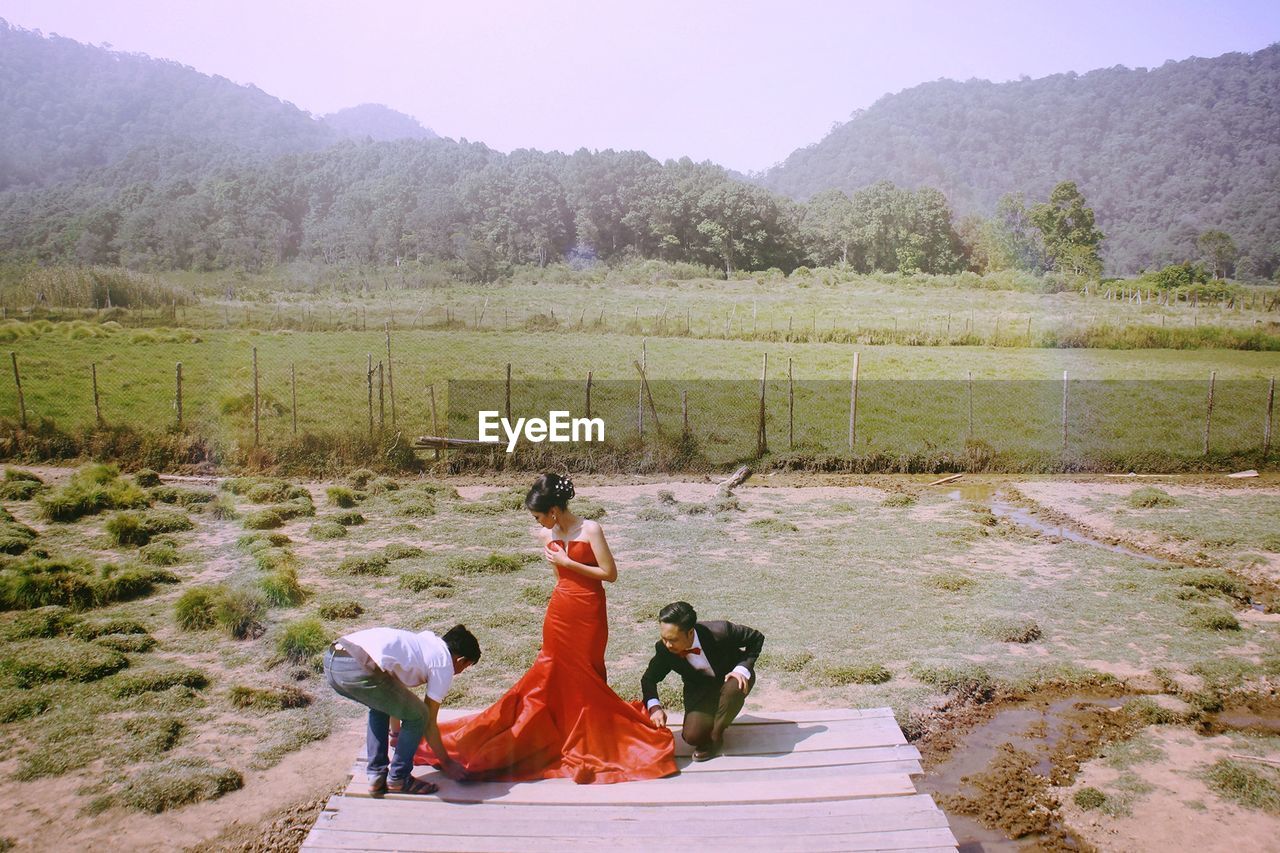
[525,473,575,513]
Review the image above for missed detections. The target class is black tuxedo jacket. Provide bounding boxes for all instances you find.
[640,620,765,706]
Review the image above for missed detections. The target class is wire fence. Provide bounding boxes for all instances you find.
[2,335,1275,473]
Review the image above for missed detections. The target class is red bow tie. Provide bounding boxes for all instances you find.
[676,647,702,658]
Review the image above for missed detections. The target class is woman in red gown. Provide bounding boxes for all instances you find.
[416,473,677,784]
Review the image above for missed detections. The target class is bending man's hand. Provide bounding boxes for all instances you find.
[649,706,668,728]
[726,671,749,693]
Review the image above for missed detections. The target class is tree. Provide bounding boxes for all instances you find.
[1029,181,1103,277]
[1196,230,1237,279]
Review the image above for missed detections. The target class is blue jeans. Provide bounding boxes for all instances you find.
[323,648,427,782]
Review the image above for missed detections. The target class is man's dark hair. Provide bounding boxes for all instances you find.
[442,624,480,663]
[659,601,697,632]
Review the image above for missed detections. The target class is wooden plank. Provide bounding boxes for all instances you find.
[302,826,957,852]
[323,791,946,823]
[435,707,897,727]
[342,771,917,806]
[321,799,950,837]
[675,744,922,773]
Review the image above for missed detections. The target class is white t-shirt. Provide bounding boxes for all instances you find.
[342,628,454,702]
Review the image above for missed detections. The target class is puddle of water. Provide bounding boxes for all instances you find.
[921,696,1125,851]
[988,498,1162,563]
[944,483,999,503]
[1209,711,1280,735]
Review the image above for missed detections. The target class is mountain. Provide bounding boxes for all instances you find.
[760,45,1280,273]
[0,19,337,191]
[323,104,438,141]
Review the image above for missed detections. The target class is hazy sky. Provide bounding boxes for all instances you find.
[3,0,1278,172]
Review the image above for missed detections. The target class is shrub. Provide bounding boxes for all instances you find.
[95,632,157,653]
[333,554,390,576]
[384,542,424,560]
[0,518,38,554]
[133,469,162,488]
[308,521,346,540]
[1,605,76,639]
[1192,609,1241,631]
[112,757,243,813]
[253,548,298,573]
[278,618,329,663]
[37,464,149,522]
[112,666,209,697]
[247,481,296,504]
[979,617,1042,643]
[748,517,799,533]
[242,508,285,530]
[347,469,377,489]
[927,572,977,592]
[398,572,454,594]
[228,684,312,711]
[105,509,194,546]
[71,617,148,640]
[139,540,180,566]
[366,476,399,494]
[335,511,365,526]
[316,598,364,620]
[214,587,267,639]
[820,663,892,685]
[174,586,222,631]
[0,476,43,500]
[1,556,98,610]
[237,532,291,551]
[3,638,128,687]
[149,486,215,508]
[95,565,179,604]
[260,568,307,607]
[447,552,536,575]
[1128,487,1178,508]
[1074,787,1107,810]
[326,486,359,508]
[207,495,237,520]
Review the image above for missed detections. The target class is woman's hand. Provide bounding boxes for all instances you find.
[544,542,572,568]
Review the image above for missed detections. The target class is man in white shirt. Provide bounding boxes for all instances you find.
[641,601,765,761]
[324,624,479,796]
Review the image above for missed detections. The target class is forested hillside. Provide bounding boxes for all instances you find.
[322,104,438,142]
[760,44,1280,274]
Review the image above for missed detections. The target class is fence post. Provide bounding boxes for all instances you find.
[367,353,374,439]
[848,352,860,451]
[585,371,593,421]
[505,363,512,423]
[1263,376,1274,458]
[252,347,260,447]
[291,363,297,436]
[10,352,26,430]
[385,325,396,428]
[428,383,441,461]
[967,370,974,441]
[788,357,794,451]
[175,362,183,431]
[378,361,385,433]
[1204,370,1216,456]
[682,389,689,435]
[757,353,768,457]
[638,340,646,440]
[92,363,102,427]
[1061,370,1068,456]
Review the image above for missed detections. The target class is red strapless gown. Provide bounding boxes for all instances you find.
[415,539,677,783]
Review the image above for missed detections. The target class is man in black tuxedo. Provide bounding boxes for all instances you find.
[641,601,765,761]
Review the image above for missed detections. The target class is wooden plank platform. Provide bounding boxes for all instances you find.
[303,707,957,852]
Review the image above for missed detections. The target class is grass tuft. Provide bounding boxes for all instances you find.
[308,521,347,540]
[278,618,330,663]
[228,684,312,711]
[398,572,455,595]
[748,517,799,533]
[384,542,425,560]
[335,511,365,526]
[214,587,267,639]
[2,638,128,686]
[1074,787,1107,810]
[326,486,360,508]
[927,571,977,592]
[447,552,538,575]
[174,586,222,631]
[110,757,243,813]
[111,665,209,697]
[979,616,1042,643]
[1202,759,1280,814]
[332,553,390,576]
[819,662,892,685]
[316,598,364,619]
[1128,487,1179,508]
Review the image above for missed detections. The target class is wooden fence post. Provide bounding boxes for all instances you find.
[757,352,768,457]
[385,325,396,428]
[788,357,794,451]
[1204,370,1216,455]
[1061,370,1068,454]
[848,352,860,451]
[92,363,102,427]
[428,383,441,460]
[585,371,593,421]
[638,340,646,440]
[291,363,297,436]
[1263,376,1274,458]
[252,347,260,447]
[378,362,385,433]
[175,362,183,430]
[367,353,374,439]
[967,370,974,441]
[10,352,26,429]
